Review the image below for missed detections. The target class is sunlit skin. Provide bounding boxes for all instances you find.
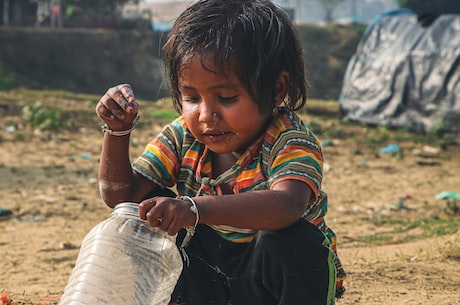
[179,55,272,155]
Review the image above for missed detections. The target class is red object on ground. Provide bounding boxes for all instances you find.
[1,293,11,305]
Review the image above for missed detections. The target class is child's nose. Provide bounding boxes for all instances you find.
[198,103,218,123]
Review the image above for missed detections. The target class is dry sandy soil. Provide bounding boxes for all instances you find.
[0,89,459,305]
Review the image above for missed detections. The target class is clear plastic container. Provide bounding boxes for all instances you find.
[59,202,183,305]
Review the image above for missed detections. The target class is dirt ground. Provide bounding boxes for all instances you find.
[0,91,459,305]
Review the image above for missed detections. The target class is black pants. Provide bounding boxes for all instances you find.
[171,220,337,305]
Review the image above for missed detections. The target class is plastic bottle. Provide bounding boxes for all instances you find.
[58,202,183,305]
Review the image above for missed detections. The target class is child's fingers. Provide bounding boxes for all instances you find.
[166,218,182,236]
[139,198,157,220]
[108,84,137,114]
[97,94,125,120]
[159,215,175,233]
[95,99,115,120]
[140,198,168,228]
[118,84,136,103]
[96,84,139,129]
[140,197,188,234]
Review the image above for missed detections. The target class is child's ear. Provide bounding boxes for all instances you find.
[274,71,290,106]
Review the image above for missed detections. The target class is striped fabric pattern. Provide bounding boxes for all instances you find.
[134,107,327,240]
[132,106,346,291]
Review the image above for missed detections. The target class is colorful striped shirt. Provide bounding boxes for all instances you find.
[134,107,326,237]
[132,107,345,287]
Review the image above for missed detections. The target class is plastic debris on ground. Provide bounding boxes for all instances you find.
[435,191,460,200]
[380,144,400,153]
[0,208,13,218]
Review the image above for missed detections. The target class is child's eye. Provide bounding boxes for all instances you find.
[219,95,238,103]
[182,96,199,103]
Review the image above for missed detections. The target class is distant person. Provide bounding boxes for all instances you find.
[35,0,49,27]
[95,0,345,304]
[50,0,62,28]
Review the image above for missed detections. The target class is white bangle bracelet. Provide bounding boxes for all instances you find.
[180,195,200,232]
[178,195,200,265]
[101,113,140,136]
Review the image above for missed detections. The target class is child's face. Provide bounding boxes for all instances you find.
[179,54,272,154]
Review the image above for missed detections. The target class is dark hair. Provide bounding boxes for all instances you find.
[163,0,309,113]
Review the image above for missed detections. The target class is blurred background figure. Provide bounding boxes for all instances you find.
[50,0,62,27]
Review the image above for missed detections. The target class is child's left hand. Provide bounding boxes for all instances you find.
[138,196,197,236]
[95,83,139,132]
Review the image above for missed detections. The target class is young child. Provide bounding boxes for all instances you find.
[95,0,345,304]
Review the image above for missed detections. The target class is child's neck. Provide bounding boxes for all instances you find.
[212,152,239,176]
[211,152,240,194]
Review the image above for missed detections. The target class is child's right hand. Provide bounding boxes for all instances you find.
[139,196,199,236]
[95,84,139,131]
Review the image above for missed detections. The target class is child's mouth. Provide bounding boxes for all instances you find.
[203,131,232,143]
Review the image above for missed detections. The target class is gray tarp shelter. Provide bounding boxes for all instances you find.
[339,10,460,133]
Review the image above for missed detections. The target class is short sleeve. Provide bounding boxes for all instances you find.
[266,112,324,202]
[132,118,185,188]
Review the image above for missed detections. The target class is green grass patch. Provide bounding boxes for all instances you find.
[148,110,178,122]
[356,218,460,246]
[356,234,393,244]
[22,101,64,131]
